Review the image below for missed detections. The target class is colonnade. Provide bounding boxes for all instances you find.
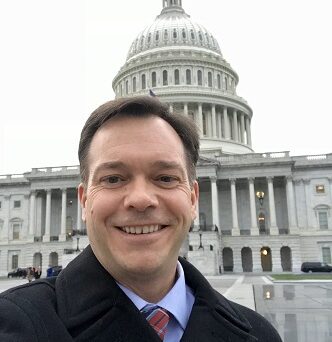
[28,188,82,242]
[170,102,252,146]
[194,175,299,236]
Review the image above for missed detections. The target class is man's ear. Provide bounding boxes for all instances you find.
[191,180,199,221]
[78,183,87,222]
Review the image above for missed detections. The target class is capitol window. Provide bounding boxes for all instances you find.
[182,29,186,39]
[190,29,195,40]
[197,70,202,85]
[164,29,168,40]
[174,69,180,85]
[14,200,21,209]
[173,29,177,39]
[125,80,129,94]
[141,74,146,89]
[152,72,157,87]
[316,185,325,193]
[217,74,221,89]
[319,212,329,229]
[186,69,191,85]
[132,77,136,92]
[208,72,212,87]
[163,70,168,86]
[155,31,159,41]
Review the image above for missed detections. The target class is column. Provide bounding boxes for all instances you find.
[240,113,245,143]
[267,177,278,235]
[286,176,299,234]
[217,111,222,138]
[248,178,259,235]
[329,178,332,203]
[245,117,252,146]
[197,103,203,137]
[43,189,52,242]
[303,179,312,229]
[193,191,200,230]
[59,188,67,241]
[210,176,220,231]
[271,247,283,272]
[2,195,10,241]
[211,104,217,138]
[230,179,240,236]
[77,189,82,231]
[232,109,238,141]
[28,191,36,241]
[184,103,188,116]
[223,106,230,139]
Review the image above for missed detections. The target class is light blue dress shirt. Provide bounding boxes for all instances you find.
[117,261,195,342]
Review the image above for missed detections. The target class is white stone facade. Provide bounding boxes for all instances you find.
[1,1,332,276]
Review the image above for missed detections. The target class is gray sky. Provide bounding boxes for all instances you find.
[1,0,331,175]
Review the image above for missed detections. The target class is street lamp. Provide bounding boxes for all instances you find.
[75,232,80,252]
[198,233,204,250]
[256,191,265,207]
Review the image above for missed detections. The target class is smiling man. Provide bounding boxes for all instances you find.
[0,96,281,341]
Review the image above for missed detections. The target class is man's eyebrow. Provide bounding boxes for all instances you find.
[92,161,126,178]
[152,160,186,177]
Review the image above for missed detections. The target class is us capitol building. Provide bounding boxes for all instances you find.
[1,0,332,276]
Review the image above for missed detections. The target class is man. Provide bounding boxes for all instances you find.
[0,96,281,341]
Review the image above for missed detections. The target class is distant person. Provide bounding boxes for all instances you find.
[0,96,281,341]
[34,266,42,279]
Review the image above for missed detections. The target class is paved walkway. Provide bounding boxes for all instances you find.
[206,274,273,311]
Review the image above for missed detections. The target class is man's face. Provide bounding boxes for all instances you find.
[79,115,198,283]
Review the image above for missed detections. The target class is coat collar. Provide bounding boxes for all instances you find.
[55,246,257,341]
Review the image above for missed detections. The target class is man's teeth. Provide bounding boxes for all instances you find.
[122,225,161,234]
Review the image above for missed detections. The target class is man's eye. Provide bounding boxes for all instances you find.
[158,176,179,184]
[103,176,122,184]
[159,176,174,183]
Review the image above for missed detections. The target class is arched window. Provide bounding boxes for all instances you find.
[174,69,180,85]
[190,29,195,40]
[208,72,212,87]
[141,74,146,90]
[147,33,151,43]
[224,76,228,91]
[132,77,136,92]
[182,29,186,39]
[163,70,168,86]
[217,74,221,89]
[125,80,129,94]
[186,69,191,85]
[173,29,177,39]
[197,70,202,85]
[164,29,168,40]
[155,31,159,41]
[202,112,207,136]
[152,72,157,87]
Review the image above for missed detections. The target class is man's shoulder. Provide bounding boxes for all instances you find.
[0,277,57,308]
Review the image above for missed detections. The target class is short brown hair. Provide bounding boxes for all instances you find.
[78,96,200,185]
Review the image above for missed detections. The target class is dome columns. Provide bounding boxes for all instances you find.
[162,0,182,8]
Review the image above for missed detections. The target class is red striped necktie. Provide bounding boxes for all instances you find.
[141,305,170,340]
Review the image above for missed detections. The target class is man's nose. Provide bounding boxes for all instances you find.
[123,178,159,211]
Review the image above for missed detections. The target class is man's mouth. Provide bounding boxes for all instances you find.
[117,225,166,235]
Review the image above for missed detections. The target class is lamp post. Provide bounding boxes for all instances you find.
[198,233,204,250]
[75,232,80,252]
[256,191,265,207]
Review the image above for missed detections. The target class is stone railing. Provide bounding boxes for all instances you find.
[30,165,80,175]
[0,173,27,183]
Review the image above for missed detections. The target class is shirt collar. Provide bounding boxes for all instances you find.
[117,261,192,330]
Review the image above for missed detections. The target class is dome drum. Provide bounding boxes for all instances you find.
[113,0,254,155]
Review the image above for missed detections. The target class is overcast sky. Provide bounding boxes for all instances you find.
[1,0,331,175]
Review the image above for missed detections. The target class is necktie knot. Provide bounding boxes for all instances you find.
[141,305,170,340]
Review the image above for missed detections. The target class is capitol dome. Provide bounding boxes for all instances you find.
[126,1,222,62]
[113,0,254,156]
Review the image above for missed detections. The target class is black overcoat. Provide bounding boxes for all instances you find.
[0,246,282,341]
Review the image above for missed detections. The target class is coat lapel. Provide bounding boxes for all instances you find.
[180,258,258,342]
[55,246,161,342]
